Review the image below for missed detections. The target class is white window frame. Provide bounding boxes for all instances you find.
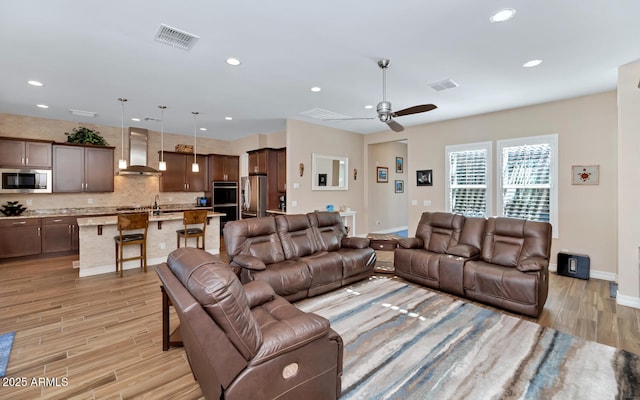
[445,141,492,218]
[497,134,558,238]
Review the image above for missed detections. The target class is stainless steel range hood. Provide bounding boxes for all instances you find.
[117,127,162,176]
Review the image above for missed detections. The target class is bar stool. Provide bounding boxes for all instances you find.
[176,210,208,250]
[114,213,149,277]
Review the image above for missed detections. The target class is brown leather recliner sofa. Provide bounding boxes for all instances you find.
[223,211,376,301]
[394,212,552,317]
[155,247,343,400]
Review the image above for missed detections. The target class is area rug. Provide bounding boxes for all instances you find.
[0,331,16,377]
[296,277,640,400]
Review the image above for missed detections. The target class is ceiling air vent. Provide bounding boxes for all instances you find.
[154,24,200,50]
[429,78,459,92]
[300,107,351,120]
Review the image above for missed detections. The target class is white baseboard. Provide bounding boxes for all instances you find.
[370,226,409,235]
[616,292,640,309]
[548,263,617,281]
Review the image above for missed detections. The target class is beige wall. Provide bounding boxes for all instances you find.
[617,60,640,305]
[286,119,366,235]
[0,113,232,210]
[368,141,408,232]
[362,92,618,278]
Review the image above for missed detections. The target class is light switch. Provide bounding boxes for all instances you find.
[291,200,297,207]
[423,200,431,207]
[411,200,418,206]
[293,182,299,189]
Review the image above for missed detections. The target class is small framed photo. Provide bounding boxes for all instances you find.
[318,173,327,186]
[377,167,388,183]
[417,169,432,186]
[395,180,404,193]
[572,165,599,185]
[396,157,404,173]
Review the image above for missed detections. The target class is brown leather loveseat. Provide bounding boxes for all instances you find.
[155,247,343,400]
[395,212,552,317]
[223,211,376,301]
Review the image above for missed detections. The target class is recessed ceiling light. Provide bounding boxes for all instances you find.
[310,87,321,92]
[364,105,374,109]
[522,59,543,68]
[36,104,48,109]
[225,117,233,121]
[131,117,141,122]
[28,80,44,87]
[490,8,516,23]
[199,127,207,131]
[226,58,241,66]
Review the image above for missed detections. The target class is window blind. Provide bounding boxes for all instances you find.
[449,149,488,217]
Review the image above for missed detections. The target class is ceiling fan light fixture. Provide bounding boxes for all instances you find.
[490,8,516,23]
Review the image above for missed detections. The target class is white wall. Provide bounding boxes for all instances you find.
[368,141,408,233]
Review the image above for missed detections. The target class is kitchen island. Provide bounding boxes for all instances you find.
[76,211,224,277]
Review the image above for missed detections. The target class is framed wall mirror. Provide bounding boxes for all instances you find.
[311,153,349,191]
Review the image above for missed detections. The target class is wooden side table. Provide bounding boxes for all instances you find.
[161,285,183,351]
[367,233,400,251]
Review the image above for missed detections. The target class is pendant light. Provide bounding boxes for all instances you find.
[118,98,128,170]
[191,111,199,172]
[158,105,167,171]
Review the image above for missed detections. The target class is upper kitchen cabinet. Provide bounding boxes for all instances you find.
[159,151,208,192]
[247,147,286,209]
[209,154,239,183]
[277,148,286,192]
[0,137,52,168]
[52,144,114,192]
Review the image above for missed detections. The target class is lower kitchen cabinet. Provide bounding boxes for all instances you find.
[42,216,79,253]
[0,218,41,258]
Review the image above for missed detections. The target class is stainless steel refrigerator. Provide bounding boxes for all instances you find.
[241,174,267,218]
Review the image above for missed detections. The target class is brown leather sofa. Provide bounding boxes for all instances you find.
[394,212,552,317]
[223,211,376,301]
[155,248,343,400]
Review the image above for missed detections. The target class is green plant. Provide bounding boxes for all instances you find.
[65,127,109,146]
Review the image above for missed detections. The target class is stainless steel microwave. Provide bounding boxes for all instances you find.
[0,168,52,193]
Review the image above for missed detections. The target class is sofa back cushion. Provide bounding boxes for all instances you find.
[415,212,465,254]
[276,214,319,259]
[481,217,552,268]
[223,217,286,265]
[308,211,346,252]
[167,248,262,360]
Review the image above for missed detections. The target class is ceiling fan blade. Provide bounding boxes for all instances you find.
[393,104,437,117]
[386,119,404,132]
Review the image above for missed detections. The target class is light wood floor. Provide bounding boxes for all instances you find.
[1,249,639,399]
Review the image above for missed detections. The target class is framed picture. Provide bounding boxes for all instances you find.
[572,165,599,185]
[416,169,432,186]
[396,157,404,173]
[377,167,388,183]
[318,173,327,186]
[395,180,404,193]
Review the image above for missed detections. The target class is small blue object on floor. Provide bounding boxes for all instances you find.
[0,331,16,377]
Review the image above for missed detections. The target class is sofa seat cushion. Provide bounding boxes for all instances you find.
[394,248,442,282]
[300,251,343,289]
[463,260,539,306]
[250,296,330,365]
[336,247,376,279]
[249,260,312,297]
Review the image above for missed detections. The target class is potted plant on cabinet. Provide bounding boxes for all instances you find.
[64,127,109,146]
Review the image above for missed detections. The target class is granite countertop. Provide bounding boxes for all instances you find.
[0,204,214,220]
[266,209,287,215]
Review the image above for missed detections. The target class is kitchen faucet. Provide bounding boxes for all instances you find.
[152,194,160,215]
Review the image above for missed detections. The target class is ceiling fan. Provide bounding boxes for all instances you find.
[327,59,437,132]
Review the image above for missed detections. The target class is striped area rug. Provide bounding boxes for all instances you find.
[296,276,640,400]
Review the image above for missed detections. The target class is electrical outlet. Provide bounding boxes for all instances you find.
[168,197,173,202]
[87,198,93,204]
[293,182,299,189]
[291,200,297,207]
[160,242,166,249]
[26,199,32,206]
[423,200,431,207]
[411,200,417,206]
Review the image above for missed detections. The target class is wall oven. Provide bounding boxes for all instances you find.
[0,168,52,193]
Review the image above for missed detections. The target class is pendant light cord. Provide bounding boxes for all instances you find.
[119,98,127,161]
[192,112,199,164]
[159,106,166,163]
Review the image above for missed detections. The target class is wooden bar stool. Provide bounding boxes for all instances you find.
[114,213,149,277]
[176,210,208,250]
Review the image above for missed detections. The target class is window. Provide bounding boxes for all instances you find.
[497,134,558,236]
[445,142,492,217]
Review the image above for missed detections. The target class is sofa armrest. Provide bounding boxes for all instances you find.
[447,244,480,258]
[232,254,267,271]
[517,256,549,272]
[397,237,423,249]
[244,280,275,308]
[341,236,370,249]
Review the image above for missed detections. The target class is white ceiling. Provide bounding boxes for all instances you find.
[1,1,639,141]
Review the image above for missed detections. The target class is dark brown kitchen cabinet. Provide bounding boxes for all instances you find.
[247,148,286,210]
[0,138,52,168]
[52,144,114,192]
[41,216,79,253]
[159,151,208,192]
[277,148,286,192]
[0,218,41,258]
[208,154,239,184]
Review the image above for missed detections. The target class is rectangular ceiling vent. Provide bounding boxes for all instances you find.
[69,109,97,117]
[143,117,160,122]
[154,24,200,50]
[300,107,351,120]
[429,78,459,92]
